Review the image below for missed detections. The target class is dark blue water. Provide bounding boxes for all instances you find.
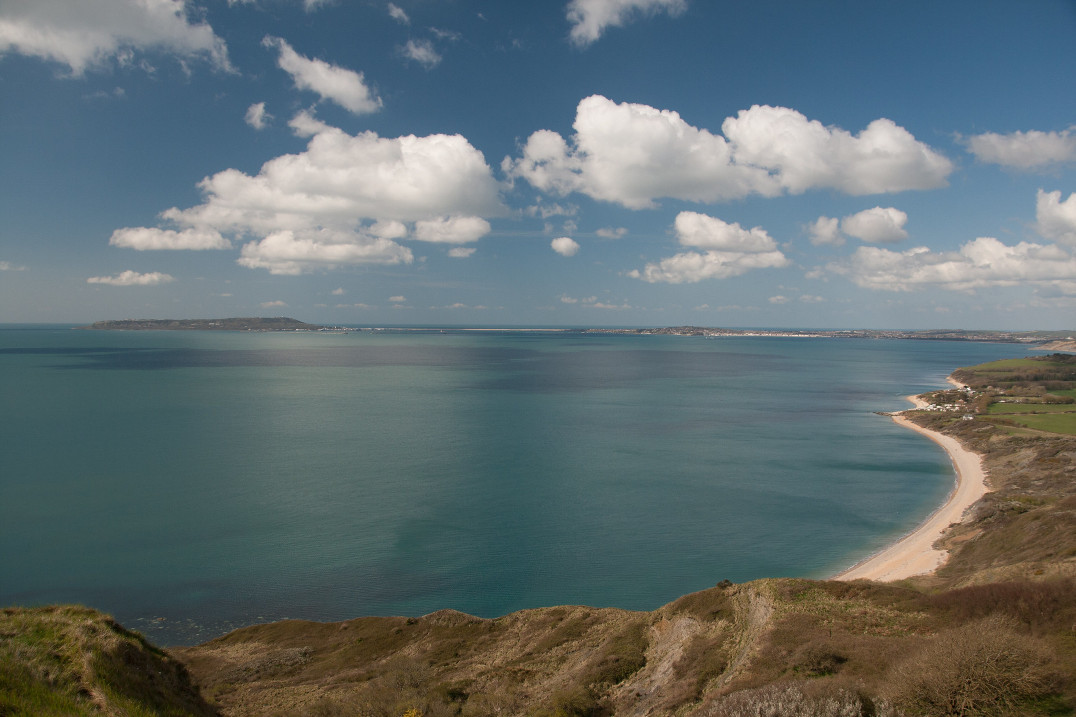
[0,327,1031,644]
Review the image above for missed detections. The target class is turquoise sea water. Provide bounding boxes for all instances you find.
[0,326,1031,645]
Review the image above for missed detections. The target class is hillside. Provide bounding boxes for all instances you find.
[0,605,215,716]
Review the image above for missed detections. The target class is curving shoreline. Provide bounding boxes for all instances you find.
[834,385,989,582]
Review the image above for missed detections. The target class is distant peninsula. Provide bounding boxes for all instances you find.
[78,317,325,331]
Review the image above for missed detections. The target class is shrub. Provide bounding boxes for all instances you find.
[703,680,896,717]
[886,614,1060,716]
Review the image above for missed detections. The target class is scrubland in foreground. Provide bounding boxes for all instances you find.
[3,354,1075,716]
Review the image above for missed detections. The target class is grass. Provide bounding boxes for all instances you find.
[988,403,1075,414]
[0,605,216,717]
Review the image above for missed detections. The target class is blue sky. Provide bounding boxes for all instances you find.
[1,0,1075,328]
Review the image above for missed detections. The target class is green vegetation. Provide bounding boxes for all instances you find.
[0,605,215,716]
[944,354,1076,436]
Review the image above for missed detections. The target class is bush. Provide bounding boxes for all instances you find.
[703,681,896,717]
[886,614,1060,716]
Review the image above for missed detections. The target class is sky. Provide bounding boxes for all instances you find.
[1,0,1075,329]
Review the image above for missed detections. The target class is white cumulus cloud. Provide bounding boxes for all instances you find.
[245,102,272,130]
[109,227,230,250]
[1035,189,1076,246]
[505,96,951,210]
[0,0,231,75]
[840,206,908,243]
[673,211,779,252]
[87,270,175,286]
[238,229,413,275]
[965,128,1076,171]
[551,236,580,256]
[448,247,477,258]
[263,36,381,115]
[162,123,502,234]
[114,119,504,274]
[808,216,843,246]
[566,0,686,47]
[504,96,777,209]
[114,121,503,273]
[629,211,789,283]
[831,237,1076,292]
[722,105,952,195]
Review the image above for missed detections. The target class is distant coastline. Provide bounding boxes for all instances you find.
[75,318,1074,346]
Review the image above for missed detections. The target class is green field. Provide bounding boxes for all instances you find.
[992,413,1076,434]
[988,403,1076,415]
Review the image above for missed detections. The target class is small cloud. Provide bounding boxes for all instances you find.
[596,226,627,239]
[525,202,578,219]
[245,102,272,130]
[389,295,406,303]
[567,0,687,48]
[448,247,477,258]
[388,2,410,24]
[799,294,825,303]
[559,295,579,304]
[630,211,789,284]
[287,108,333,138]
[331,287,346,295]
[109,227,231,251]
[551,236,580,256]
[807,216,843,246]
[263,36,381,115]
[841,206,908,243]
[87,270,174,286]
[399,38,442,68]
[429,28,461,42]
[0,261,28,272]
[414,215,490,243]
[768,295,790,304]
[260,300,287,308]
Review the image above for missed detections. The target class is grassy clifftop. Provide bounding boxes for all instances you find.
[0,605,216,716]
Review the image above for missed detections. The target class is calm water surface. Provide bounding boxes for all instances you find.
[0,327,1031,644]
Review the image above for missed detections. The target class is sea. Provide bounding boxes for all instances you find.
[0,325,1033,646]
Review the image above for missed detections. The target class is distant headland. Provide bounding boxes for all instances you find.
[77,317,324,331]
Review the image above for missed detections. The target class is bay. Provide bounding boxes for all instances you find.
[0,326,1030,645]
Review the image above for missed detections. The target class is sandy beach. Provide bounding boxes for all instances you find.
[834,389,988,582]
